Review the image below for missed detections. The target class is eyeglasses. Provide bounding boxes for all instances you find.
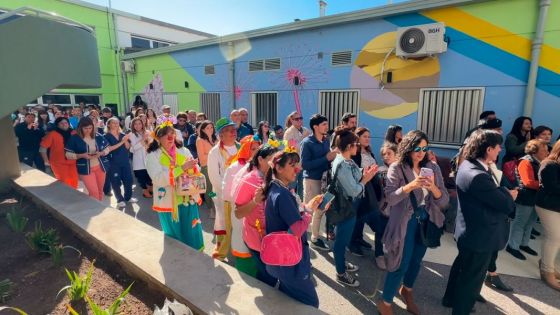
[292,117,303,121]
[413,146,430,153]
[263,125,269,128]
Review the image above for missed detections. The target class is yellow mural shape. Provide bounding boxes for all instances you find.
[352,31,441,119]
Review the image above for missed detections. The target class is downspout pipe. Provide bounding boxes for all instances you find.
[523,0,551,117]
[229,41,237,110]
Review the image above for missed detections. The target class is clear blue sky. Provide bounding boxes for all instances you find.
[83,0,409,35]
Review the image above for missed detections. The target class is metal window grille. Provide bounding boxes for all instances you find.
[204,65,215,75]
[251,92,278,126]
[249,60,264,72]
[319,90,359,130]
[264,58,281,70]
[200,93,221,122]
[418,88,484,146]
[331,51,352,66]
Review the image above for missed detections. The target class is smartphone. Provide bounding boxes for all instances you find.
[319,192,335,211]
[419,167,434,178]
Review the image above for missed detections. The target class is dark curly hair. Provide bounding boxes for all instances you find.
[396,130,430,168]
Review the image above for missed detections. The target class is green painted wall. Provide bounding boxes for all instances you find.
[1,0,123,109]
[126,53,205,112]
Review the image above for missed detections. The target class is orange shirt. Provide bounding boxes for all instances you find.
[196,138,214,167]
[40,131,76,166]
[518,159,539,190]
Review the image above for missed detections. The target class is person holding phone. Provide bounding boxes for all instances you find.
[15,112,46,171]
[104,117,136,208]
[146,122,204,251]
[378,130,449,315]
[330,128,377,287]
[65,117,111,201]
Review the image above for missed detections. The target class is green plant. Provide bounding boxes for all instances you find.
[45,244,82,266]
[5,208,28,232]
[26,221,59,252]
[86,282,133,315]
[0,279,13,303]
[0,306,28,315]
[57,261,94,301]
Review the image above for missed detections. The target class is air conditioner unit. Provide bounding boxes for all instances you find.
[122,60,136,73]
[396,22,447,58]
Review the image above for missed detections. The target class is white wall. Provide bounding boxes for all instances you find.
[116,15,211,48]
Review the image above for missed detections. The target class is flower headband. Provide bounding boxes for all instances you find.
[283,139,298,153]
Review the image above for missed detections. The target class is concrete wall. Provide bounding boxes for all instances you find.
[0,117,20,192]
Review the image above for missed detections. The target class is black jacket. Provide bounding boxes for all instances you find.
[536,160,560,212]
[455,160,515,252]
[14,123,45,151]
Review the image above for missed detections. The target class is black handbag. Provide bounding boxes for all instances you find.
[325,163,356,225]
[401,166,443,249]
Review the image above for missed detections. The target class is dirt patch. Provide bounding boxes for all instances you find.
[0,191,167,314]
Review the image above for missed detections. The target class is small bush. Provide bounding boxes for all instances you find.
[5,208,28,232]
[86,282,133,315]
[57,261,94,301]
[0,279,14,303]
[26,221,59,252]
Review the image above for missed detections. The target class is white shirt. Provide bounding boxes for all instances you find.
[129,132,149,170]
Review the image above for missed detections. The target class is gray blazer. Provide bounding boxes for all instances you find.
[382,160,449,272]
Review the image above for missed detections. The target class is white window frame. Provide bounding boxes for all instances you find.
[318,89,360,131]
[250,91,278,126]
[417,87,485,148]
[130,34,176,49]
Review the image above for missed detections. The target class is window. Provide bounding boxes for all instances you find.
[249,60,264,72]
[131,36,150,49]
[75,95,100,105]
[131,35,174,49]
[200,93,221,123]
[251,92,277,126]
[249,58,281,72]
[41,94,71,106]
[331,51,353,66]
[319,90,359,130]
[204,65,215,75]
[418,88,484,146]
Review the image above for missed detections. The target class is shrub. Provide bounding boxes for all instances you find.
[0,279,14,303]
[26,221,59,252]
[57,261,94,301]
[5,208,28,232]
[86,282,133,315]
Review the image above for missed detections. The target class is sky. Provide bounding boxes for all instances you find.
[82,0,410,36]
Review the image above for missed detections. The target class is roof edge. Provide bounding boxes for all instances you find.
[122,0,487,60]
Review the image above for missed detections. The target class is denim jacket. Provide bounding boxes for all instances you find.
[331,154,364,199]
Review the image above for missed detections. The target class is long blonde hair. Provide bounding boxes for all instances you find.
[104,117,122,134]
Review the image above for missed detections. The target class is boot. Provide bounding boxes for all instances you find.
[399,286,421,315]
[377,301,394,315]
[142,188,152,198]
[541,271,560,291]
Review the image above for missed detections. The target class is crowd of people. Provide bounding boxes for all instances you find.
[11,99,560,314]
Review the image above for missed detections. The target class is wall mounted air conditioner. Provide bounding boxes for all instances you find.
[122,60,136,73]
[396,22,447,58]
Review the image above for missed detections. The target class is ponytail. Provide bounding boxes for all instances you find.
[262,167,274,196]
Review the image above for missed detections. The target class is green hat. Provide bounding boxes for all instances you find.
[215,117,236,133]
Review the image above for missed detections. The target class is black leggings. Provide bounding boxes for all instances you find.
[133,169,152,189]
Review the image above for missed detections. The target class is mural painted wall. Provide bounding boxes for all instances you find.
[1,0,122,107]
[128,0,560,154]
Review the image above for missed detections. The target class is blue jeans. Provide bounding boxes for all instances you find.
[333,215,357,274]
[508,203,538,250]
[382,213,428,303]
[109,163,133,202]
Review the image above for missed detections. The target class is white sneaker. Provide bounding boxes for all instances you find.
[128,197,138,203]
[117,201,126,208]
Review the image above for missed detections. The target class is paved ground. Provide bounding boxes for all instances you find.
[89,180,560,315]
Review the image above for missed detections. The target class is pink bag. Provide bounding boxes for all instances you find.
[260,232,302,266]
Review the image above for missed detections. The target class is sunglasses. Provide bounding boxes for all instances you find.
[413,146,430,153]
[292,117,303,121]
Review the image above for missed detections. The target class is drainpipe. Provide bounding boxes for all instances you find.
[523,0,551,117]
[228,41,236,110]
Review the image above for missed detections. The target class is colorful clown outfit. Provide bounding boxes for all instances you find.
[146,145,204,251]
[223,135,261,275]
[207,140,239,260]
